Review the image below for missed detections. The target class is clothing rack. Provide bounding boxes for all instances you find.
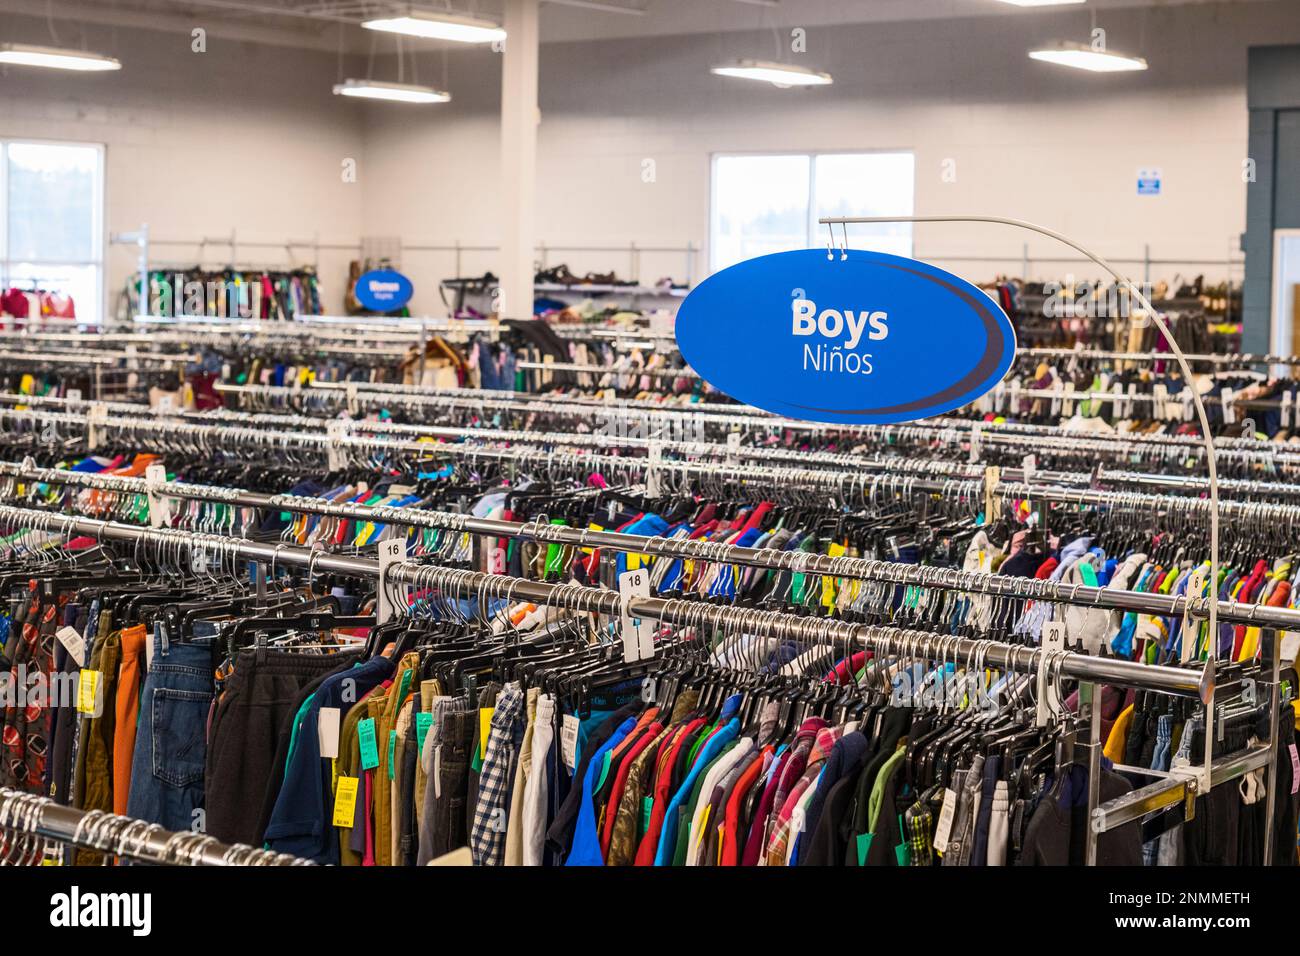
[518,360,699,380]
[0,788,312,866]
[0,503,1274,865]
[216,379,1300,460]
[7,458,1297,633]
[1018,347,1300,367]
[10,404,1300,514]
[0,348,197,368]
[15,390,1299,501]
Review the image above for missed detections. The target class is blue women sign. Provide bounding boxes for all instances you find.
[354,269,414,311]
[675,249,1015,424]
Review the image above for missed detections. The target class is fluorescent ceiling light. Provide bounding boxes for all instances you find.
[1029,42,1148,72]
[0,43,121,72]
[995,0,1086,7]
[710,59,833,88]
[361,11,505,43]
[332,79,451,104]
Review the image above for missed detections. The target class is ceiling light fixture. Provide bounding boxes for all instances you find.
[0,43,121,72]
[1028,42,1147,72]
[995,0,1086,7]
[332,79,451,104]
[710,59,833,88]
[361,10,506,44]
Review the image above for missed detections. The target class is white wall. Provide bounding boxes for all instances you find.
[0,12,367,318]
[362,0,1300,311]
[4,2,1300,320]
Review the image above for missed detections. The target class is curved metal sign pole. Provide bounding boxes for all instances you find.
[820,214,1222,864]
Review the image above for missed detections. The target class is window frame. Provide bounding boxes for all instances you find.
[0,137,107,325]
[708,147,915,274]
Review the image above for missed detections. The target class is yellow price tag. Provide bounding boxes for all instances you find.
[333,776,359,828]
[76,670,101,715]
[479,708,494,760]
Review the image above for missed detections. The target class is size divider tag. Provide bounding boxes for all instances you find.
[55,626,87,668]
[968,422,982,464]
[377,536,406,624]
[326,420,349,471]
[982,466,1000,522]
[1221,387,1236,425]
[1151,383,1170,420]
[345,382,359,415]
[645,441,663,498]
[1062,381,1076,417]
[726,430,741,465]
[86,403,108,451]
[332,776,359,828]
[145,462,172,528]
[1021,454,1036,483]
[1179,387,1194,422]
[319,706,341,760]
[1035,620,1066,727]
[619,568,654,663]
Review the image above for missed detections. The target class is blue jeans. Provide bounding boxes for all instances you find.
[1144,714,1175,865]
[125,622,215,833]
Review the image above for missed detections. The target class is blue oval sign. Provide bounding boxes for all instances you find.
[355,269,413,311]
[676,249,1015,424]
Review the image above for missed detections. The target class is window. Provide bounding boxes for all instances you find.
[1,140,104,325]
[710,151,914,272]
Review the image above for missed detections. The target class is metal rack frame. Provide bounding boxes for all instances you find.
[7,458,1299,632]
[0,504,1278,866]
[0,789,312,866]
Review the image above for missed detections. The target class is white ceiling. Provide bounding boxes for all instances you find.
[0,0,1280,50]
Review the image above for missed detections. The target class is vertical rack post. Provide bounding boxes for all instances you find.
[1082,679,1103,865]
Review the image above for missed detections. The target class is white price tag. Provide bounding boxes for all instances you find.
[560,714,580,772]
[618,568,653,663]
[933,787,958,854]
[319,707,341,759]
[191,546,208,575]
[66,388,81,403]
[55,625,87,668]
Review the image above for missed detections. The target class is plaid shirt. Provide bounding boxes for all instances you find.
[469,683,525,866]
[904,799,934,866]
